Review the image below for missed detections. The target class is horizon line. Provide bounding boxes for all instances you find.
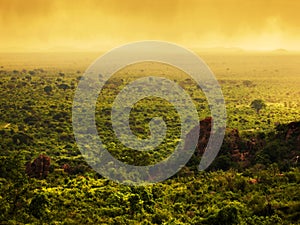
[0,47,299,54]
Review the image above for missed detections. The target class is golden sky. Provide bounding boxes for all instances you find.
[0,0,299,52]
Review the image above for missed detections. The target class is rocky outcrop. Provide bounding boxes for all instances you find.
[285,121,300,139]
[61,163,90,175]
[285,121,300,151]
[185,117,263,168]
[26,155,51,179]
[186,117,248,159]
[184,117,212,155]
[197,117,212,155]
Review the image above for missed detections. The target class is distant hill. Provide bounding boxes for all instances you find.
[272,48,289,54]
[194,47,245,53]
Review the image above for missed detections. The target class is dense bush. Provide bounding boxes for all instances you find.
[0,65,299,224]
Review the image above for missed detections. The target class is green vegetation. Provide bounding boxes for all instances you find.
[0,53,299,224]
[250,99,266,115]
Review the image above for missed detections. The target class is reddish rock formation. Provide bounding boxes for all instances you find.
[185,117,253,165]
[186,117,240,153]
[226,128,241,151]
[26,154,51,179]
[61,163,90,175]
[185,118,300,170]
[286,121,300,140]
[185,117,244,156]
[197,117,212,155]
[285,121,300,151]
[62,163,71,173]
[184,117,212,155]
[248,178,258,184]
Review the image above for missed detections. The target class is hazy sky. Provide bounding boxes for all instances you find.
[0,0,299,51]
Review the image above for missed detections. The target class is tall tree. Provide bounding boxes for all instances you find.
[250,99,266,115]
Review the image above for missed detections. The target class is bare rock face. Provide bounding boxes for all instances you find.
[185,117,252,164]
[197,117,212,155]
[62,163,71,174]
[185,117,300,170]
[61,163,90,175]
[26,155,51,179]
[184,117,212,155]
[286,121,300,151]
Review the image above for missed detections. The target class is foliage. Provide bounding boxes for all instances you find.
[0,53,299,224]
[251,99,266,115]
